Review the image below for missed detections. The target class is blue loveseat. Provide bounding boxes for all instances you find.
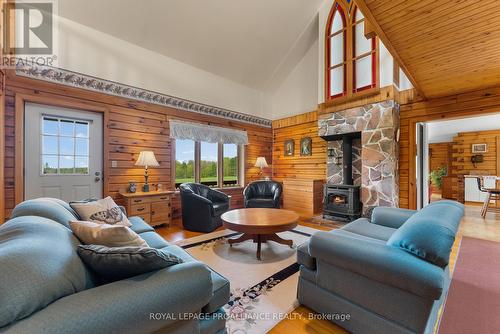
[297,200,464,334]
[0,198,229,334]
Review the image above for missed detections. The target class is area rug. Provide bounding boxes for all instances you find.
[175,225,320,334]
[437,237,500,334]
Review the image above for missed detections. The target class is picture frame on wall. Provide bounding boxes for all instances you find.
[472,143,487,153]
[300,137,312,156]
[284,139,295,156]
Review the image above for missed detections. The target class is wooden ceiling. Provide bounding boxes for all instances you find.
[357,0,500,98]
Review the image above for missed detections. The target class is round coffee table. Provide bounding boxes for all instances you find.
[221,208,299,260]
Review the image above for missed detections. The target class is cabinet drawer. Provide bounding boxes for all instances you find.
[135,213,151,224]
[130,204,151,215]
[149,195,171,203]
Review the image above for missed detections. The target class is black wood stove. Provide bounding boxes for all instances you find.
[322,132,362,222]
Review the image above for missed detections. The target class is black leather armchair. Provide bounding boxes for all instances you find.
[179,183,230,233]
[243,180,282,208]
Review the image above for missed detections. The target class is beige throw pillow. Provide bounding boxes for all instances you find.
[70,220,148,247]
[70,197,131,226]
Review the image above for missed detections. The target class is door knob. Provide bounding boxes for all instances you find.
[94,177,101,182]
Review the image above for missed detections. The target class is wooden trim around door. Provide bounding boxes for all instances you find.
[14,93,109,205]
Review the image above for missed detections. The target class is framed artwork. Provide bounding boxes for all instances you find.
[472,143,487,153]
[300,137,312,156]
[284,139,295,156]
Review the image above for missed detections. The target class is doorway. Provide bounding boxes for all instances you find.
[24,103,104,202]
[416,114,500,209]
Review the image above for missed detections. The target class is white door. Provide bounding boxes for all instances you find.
[24,103,103,202]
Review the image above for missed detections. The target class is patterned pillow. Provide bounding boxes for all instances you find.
[70,197,131,226]
[69,220,147,247]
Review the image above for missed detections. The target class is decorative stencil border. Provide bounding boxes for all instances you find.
[16,65,272,128]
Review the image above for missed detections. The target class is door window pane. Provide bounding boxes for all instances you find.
[60,120,74,136]
[75,138,89,156]
[223,144,238,187]
[42,136,58,155]
[175,139,195,186]
[42,155,58,174]
[200,142,218,187]
[41,117,90,175]
[42,118,58,135]
[75,156,89,174]
[60,138,74,155]
[59,156,75,174]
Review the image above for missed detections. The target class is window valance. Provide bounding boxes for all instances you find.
[169,120,248,145]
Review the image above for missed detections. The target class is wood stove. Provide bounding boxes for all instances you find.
[321,132,362,221]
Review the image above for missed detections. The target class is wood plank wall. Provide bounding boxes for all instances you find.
[3,73,272,220]
[429,142,452,173]
[450,130,500,202]
[272,111,326,182]
[399,86,500,209]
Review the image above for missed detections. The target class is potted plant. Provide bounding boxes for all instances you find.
[429,166,448,197]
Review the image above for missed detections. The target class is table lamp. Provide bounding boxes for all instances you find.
[255,157,268,178]
[135,151,159,192]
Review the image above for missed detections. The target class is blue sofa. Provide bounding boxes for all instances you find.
[297,200,464,334]
[0,198,229,334]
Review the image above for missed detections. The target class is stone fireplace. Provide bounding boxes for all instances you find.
[319,100,400,214]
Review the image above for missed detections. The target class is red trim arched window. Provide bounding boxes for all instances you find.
[325,2,347,99]
[352,7,376,93]
[325,2,378,101]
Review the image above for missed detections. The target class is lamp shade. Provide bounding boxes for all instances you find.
[254,157,268,168]
[135,151,160,167]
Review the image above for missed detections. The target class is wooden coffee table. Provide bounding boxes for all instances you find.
[221,208,299,260]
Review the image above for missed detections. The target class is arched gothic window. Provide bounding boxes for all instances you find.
[325,1,377,101]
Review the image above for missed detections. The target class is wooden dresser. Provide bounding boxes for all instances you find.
[283,179,325,218]
[119,191,173,227]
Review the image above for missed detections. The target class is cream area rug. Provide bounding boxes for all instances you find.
[174,225,320,334]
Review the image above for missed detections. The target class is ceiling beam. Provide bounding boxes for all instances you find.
[355,0,425,98]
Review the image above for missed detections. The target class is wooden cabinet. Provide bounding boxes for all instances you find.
[283,179,325,218]
[120,191,173,227]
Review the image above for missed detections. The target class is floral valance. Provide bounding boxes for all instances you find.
[169,120,248,145]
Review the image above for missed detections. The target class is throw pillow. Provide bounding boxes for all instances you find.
[70,220,148,247]
[70,196,131,226]
[77,245,183,282]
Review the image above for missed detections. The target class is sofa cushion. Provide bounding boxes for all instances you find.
[10,198,79,229]
[128,216,155,234]
[342,218,396,241]
[162,245,230,313]
[0,216,93,327]
[139,231,170,249]
[70,197,131,226]
[70,220,148,247]
[387,201,464,267]
[77,245,183,282]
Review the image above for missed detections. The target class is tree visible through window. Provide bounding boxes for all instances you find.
[174,140,241,188]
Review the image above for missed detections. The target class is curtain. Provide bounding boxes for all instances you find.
[169,120,248,145]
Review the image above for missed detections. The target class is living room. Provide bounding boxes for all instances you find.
[1,1,499,333]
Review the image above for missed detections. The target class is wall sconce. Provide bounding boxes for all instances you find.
[333,156,343,165]
[327,148,335,158]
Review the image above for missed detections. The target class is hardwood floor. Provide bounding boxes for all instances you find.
[155,205,500,334]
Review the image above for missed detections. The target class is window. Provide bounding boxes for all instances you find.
[326,3,346,98]
[174,140,242,188]
[352,8,376,92]
[41,116,90,175]
[223,144,238,187]
[174,139,195,185]
[325,1,377,100]
[200,141,218,186]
